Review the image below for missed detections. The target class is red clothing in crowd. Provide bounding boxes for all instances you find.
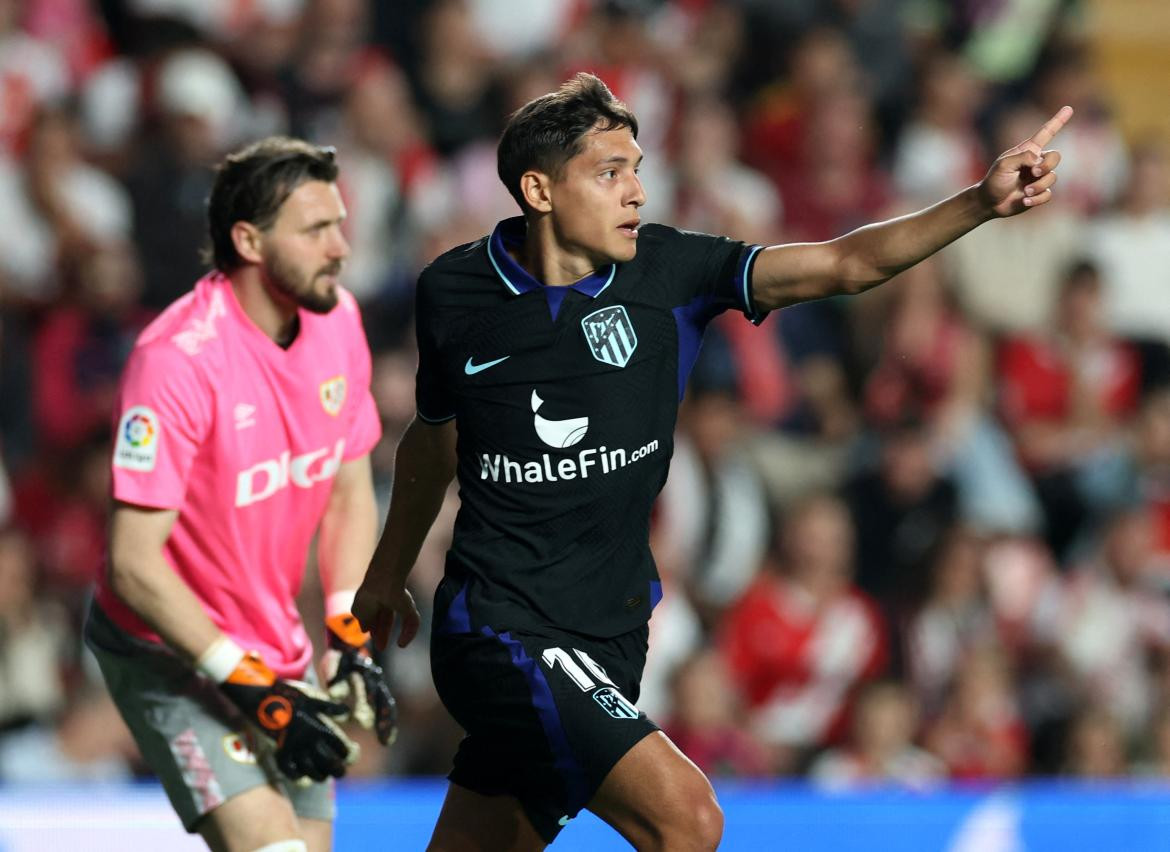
[998,337,1141,428]
[721,572,888,748]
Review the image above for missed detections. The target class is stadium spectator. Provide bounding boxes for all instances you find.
[997,260,1141,559]
[657,366,771,624]
[0,102,132,306]
[1057,508,1170,738]
[844,413,959,622]
[1087,139,1170,353]
[905,527,999,717]
[924,644,1029,780]
[892,50,986,205]
[809,680,944,790]
[124,48,247,309]
[663,648,771,779]
[31,242,150,453]
[723,494,888,772]
[0,526,69,732]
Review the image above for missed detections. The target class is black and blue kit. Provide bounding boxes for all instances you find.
[416,216,765,840]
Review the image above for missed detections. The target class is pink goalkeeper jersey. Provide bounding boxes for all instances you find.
[96,272,381,678]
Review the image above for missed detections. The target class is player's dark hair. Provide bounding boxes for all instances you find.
[204,137,339,272]
[497,72,638,210]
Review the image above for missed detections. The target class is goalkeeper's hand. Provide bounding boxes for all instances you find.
[323,613,398,746]
[219,651,359,782]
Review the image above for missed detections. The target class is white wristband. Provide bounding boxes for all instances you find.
[195,635,246,683]
[325,589,357,617]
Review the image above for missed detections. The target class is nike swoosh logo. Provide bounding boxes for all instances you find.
[464,355,510,375]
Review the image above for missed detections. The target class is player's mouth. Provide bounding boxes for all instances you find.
[618,219,640,238]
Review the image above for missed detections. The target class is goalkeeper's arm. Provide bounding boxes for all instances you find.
[108,503,358,781]
[108,502,236,670]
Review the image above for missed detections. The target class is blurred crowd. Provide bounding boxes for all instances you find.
[4,0,1170,792]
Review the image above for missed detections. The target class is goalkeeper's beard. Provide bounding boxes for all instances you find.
[263,251,341,314]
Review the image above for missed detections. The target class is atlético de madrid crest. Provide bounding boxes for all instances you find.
[581,305,638,368]
[319,375,347,416]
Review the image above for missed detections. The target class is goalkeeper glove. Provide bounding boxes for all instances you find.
[323,612,398,746]
[216,649,359,782]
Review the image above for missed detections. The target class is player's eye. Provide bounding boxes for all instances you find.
[601,169,617,179]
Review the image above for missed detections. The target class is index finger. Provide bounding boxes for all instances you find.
[1030,105,1074,148]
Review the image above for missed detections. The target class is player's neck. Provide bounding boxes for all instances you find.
[515,217,604,286]
[229,270,300,347]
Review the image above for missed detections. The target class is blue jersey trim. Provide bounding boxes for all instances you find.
[487,217,616,300]
[546,286,569,321]
[672,295,721,401]
[438,582,472,634]
[738,245,766,325]
[487,628,590,814]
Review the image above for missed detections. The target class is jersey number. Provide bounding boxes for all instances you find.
[541,647,614,690]
[540,647,640,720]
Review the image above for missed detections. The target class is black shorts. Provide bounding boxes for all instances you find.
[430,583,659,842]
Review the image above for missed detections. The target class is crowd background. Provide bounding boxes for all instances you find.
[2,0,1170,792]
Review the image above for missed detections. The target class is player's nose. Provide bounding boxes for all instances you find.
[327,225,350,260]
[626,174,646,208]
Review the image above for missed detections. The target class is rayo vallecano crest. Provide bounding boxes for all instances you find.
[319,375,347,416]
[581,305,638,368]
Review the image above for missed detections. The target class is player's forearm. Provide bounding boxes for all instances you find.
[366,417,456,589]
[831,186,993,294]
[752,186,993,310]
[318,456,379,601]
[107,550,223,663]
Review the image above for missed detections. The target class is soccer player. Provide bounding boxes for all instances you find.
[353,74,1072,850]
[85,137,396,852]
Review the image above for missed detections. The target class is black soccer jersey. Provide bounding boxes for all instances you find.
[415,216,765,638]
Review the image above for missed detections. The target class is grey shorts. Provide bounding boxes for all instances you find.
[84,600,334,832]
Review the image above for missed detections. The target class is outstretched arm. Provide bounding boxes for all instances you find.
[750,106,1074,312]
[353,416,457,650]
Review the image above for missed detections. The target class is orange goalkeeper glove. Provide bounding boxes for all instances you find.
[323,613,398,746]
[219,651,359,782]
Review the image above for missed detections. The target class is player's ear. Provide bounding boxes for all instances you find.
[520,170,553,214]
[231,221,265,265]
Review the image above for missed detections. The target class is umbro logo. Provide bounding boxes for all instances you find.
[464,355,510,375]
[234,403,256,430]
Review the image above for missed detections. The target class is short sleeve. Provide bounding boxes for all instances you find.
[341,296,382,460]
[661,227,767,325]
[414,270,456,423]
[111,344,212,509]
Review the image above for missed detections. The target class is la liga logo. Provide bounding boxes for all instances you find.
[123,412,155,447]
[114,405,160,472]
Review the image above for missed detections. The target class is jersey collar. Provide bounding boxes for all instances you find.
[487,216,616,298]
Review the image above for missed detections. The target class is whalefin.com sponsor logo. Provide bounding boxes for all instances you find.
[479,440,660,484]
[479,387,660,485]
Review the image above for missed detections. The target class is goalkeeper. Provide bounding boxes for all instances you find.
[85,137,395,852]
